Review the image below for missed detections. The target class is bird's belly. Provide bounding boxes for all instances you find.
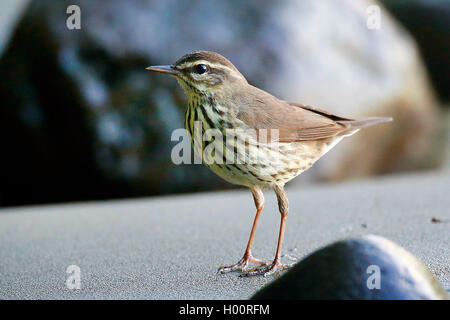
[258,137,342,185]
[196,133,341,187]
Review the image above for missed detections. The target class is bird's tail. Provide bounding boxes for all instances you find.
[338,117,393,129]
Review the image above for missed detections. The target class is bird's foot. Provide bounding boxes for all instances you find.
[239,260,293,277]
[218,255,268,274]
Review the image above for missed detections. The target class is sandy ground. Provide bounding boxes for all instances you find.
[0,170,448,299]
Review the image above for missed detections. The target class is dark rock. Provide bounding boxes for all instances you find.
[0,0,442,206]
[252,235,447,300]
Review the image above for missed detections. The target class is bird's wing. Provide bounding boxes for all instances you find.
[236,86,352,142]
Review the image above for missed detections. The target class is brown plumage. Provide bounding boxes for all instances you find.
[236,85,391,142]
[146,51,392,277]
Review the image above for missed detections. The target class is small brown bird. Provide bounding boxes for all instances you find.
[146,51,392,276]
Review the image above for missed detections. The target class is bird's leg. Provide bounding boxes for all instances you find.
[241,185,294,277]
[218,187,267,274]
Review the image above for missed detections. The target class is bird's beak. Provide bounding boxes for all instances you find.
[145,65,180,76]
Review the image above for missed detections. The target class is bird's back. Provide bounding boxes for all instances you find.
[235,84,392,143]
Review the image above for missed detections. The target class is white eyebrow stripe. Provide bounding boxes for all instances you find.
[177,60,244,80]
[176,62,195,69]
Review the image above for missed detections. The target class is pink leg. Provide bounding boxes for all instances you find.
[241,185,294,277]
[218,187,268,273]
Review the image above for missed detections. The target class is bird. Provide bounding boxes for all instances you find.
[146,51,392,277]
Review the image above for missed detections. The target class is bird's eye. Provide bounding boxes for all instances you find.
[194,64,208,74]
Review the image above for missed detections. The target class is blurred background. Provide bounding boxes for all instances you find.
[0,0,448,207]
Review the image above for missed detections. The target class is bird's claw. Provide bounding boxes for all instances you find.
[239,261,293,277]
[217,255,268,274]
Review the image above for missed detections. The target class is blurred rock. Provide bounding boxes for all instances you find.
[252,235,448,300]
[0,0,442,206]
[0,0,29,55]
[381,0,450,102]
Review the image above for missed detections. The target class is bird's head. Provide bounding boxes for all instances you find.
[146,51,247,97]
